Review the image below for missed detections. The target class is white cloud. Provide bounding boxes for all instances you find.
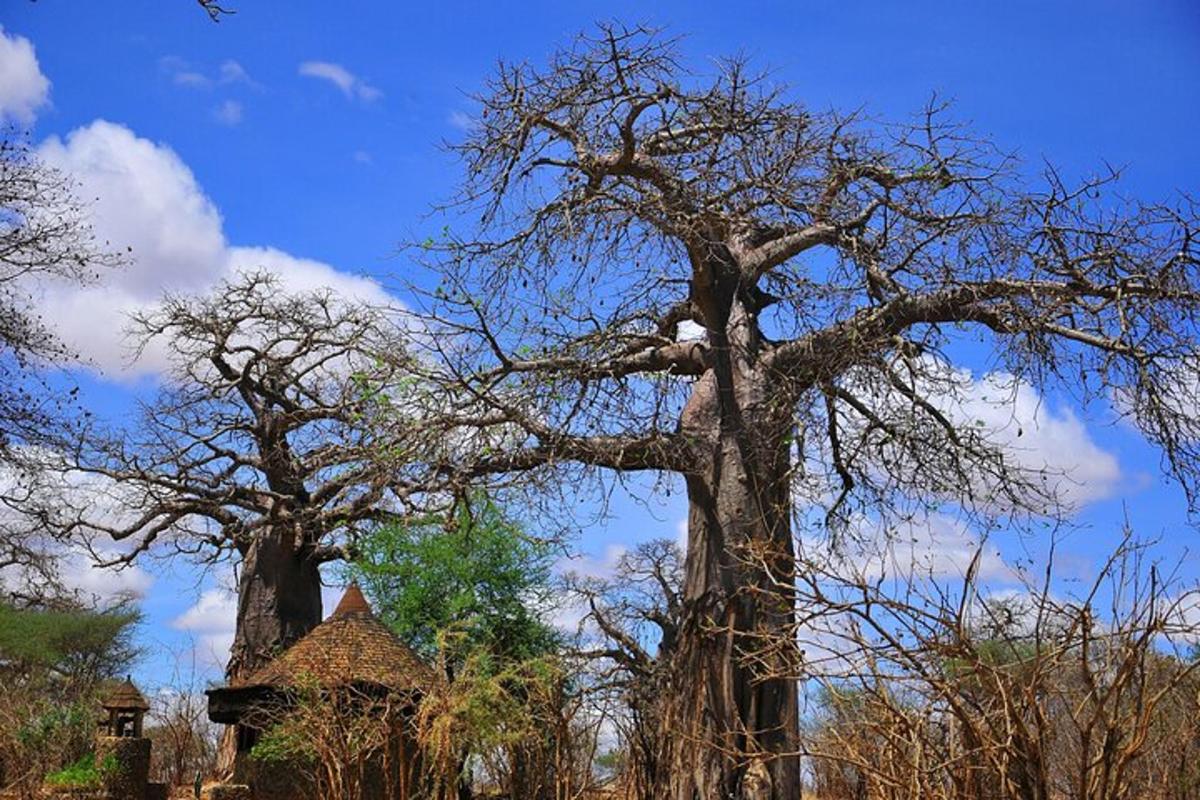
[162,57,257,90]
[0,542,154,606]
[213,99,243,126]
[32,120,391,378]
[352,149,372,165]
[550,543,629,634]
[954,370,1121,508]
[60,546,155,601]
[173,71,210,88]
[808,511,1014,584]
[0,26,50,124]
[298,61,381,102]
[557,542,628,582]
[173,578,351,671]
[173,586,236,633]
[172,585,236,671]
[218,59,252,86]
[446,111,477,132]
[828,358,1122,512]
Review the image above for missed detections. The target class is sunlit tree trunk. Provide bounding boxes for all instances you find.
[662,293,800,799]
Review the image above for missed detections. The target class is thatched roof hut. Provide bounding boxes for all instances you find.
[205,585,433,800]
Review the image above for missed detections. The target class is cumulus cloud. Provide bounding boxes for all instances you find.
[0,26,50,124]
[823,358,1122,513]
[32,120,390,378]
[173,579,354,671]
[0,540,154,606]
[954,369,1121,508]
[298,61,381,102]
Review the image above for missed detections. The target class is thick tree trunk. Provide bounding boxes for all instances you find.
[214,524,324,774]
[227,526,324,679]
[660,295,801,799]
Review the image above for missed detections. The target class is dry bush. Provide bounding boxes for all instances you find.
[146,690,220,789]
[415,647,607,800]
[244,677,419,800]
[797,534,1200,800]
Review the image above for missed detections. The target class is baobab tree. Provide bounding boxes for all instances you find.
[38,273,423,683]
[563,539,683,799]
[406,25,1200,800]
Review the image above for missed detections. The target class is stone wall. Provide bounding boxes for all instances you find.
[94,736,150,800]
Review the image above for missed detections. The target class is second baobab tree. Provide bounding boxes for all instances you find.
[36,273,424,683]
[409,25,1200,800]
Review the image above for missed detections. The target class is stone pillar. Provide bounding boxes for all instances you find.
[94,735,150,800]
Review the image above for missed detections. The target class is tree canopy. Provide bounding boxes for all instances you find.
[350,494,559,665]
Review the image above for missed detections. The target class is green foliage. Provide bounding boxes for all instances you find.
[349,495,559,664]
[0,601,141,795]
[15,701,93,749]
[594,748,625,777]
[0,601,141,684]
[44,753,117,788]
[250,723,317,766]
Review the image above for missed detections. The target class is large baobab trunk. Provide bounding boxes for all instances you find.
[661,297,801,800]
[216,524,323,773]
[228,526,324,680]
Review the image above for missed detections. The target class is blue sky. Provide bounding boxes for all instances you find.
[3,1,1199,688]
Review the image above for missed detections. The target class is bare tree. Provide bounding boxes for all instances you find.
[404,24,1200,799]
[563,539,682,799]
[244,677,417,800]
[0,127,122,601]
[147,643,221,789]
[34,272,423,686]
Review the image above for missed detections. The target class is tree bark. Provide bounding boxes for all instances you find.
[660,293,801,800]
[215,523,324,774]
[228,526,324,680]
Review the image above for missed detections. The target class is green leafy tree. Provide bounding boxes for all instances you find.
[350,496,566,799]
[350,495,559,666]
[0,601,141,688]
[0,601,141,797]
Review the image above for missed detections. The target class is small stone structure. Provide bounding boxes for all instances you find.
[205,585,435,800]
[94,736,150,800]
[10,678,170,800]
[95,678,155,800]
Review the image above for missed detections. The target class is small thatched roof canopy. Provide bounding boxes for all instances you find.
[207,585,435,724]
[239,584,434,690]
[103,677,150,711]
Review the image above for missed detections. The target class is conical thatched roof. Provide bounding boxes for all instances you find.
[235,584,435,693]
[102,677,150,711]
